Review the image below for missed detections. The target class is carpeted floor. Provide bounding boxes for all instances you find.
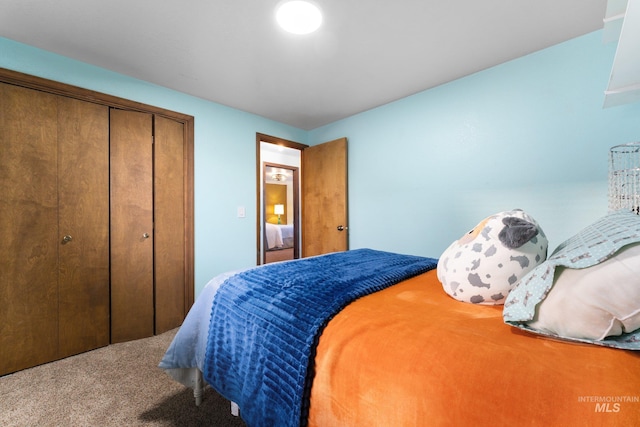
[0,328,247,426]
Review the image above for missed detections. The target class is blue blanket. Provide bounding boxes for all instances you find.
[203,249,437,427]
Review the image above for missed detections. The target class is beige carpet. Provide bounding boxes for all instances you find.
[0,328,247,426]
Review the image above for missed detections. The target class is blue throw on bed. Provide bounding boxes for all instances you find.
[203,248,437,427]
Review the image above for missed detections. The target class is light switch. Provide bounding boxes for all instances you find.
[237,206,246,218]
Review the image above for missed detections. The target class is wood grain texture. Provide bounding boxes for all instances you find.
[110,109,154,343]
[0,69,195,371]
[0,84,60,375]
[302,138,348,257]
[57,97,110,357]
[154,115,186,334]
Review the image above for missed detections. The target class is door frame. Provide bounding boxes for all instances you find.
[0,67,195,315]
[262,162,300,263]
[255,133,307,265]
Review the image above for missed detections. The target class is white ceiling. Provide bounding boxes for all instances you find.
[0,1,607,130]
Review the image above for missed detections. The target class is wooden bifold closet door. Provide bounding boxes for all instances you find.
[154,115,187,334]
[110,109,187,343]
[110,109,155,343]
[0,68,194,376]
[0,83,110,375]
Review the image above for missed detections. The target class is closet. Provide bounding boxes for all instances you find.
[0,69,194,375]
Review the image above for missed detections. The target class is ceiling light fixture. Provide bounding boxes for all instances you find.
[276,1,323,35]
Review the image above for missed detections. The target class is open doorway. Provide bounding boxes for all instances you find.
[256,134,349,264]
[256,134,307,265]
[263,163,299,263]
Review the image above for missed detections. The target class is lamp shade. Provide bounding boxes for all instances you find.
[274,204,285,215]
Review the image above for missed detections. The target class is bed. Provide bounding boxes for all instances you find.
[265,222,294,250]
[160,242,640,426]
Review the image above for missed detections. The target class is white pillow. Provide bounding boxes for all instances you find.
[528,243,640,340]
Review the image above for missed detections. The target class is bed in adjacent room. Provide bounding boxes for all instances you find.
[265,222,294,250]
[160,211,640,427]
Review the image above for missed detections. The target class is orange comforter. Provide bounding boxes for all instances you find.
[308,269,640,426]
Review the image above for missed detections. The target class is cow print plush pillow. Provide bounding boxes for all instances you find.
[437,209,548,305]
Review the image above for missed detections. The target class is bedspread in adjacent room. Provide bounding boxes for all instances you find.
[265,222,294,249]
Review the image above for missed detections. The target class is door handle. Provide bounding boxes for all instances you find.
[337,225,348,231]
[61,235,73,244]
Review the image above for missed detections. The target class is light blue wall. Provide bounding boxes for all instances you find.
[0,37,307,297]
[310,30,640,257]
[2,30,640,296]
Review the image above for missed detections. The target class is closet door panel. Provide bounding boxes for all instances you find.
[0,84,59,375]
[110,109,154,343]
[154,116,186,333]
[57,97,110,357]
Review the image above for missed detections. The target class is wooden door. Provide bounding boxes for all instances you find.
[57,97,110,357]
[0,69,194,364]
[0,84,59,375]
[110,109,154,343]
[154,115,186,333]
[301,137,348,257]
